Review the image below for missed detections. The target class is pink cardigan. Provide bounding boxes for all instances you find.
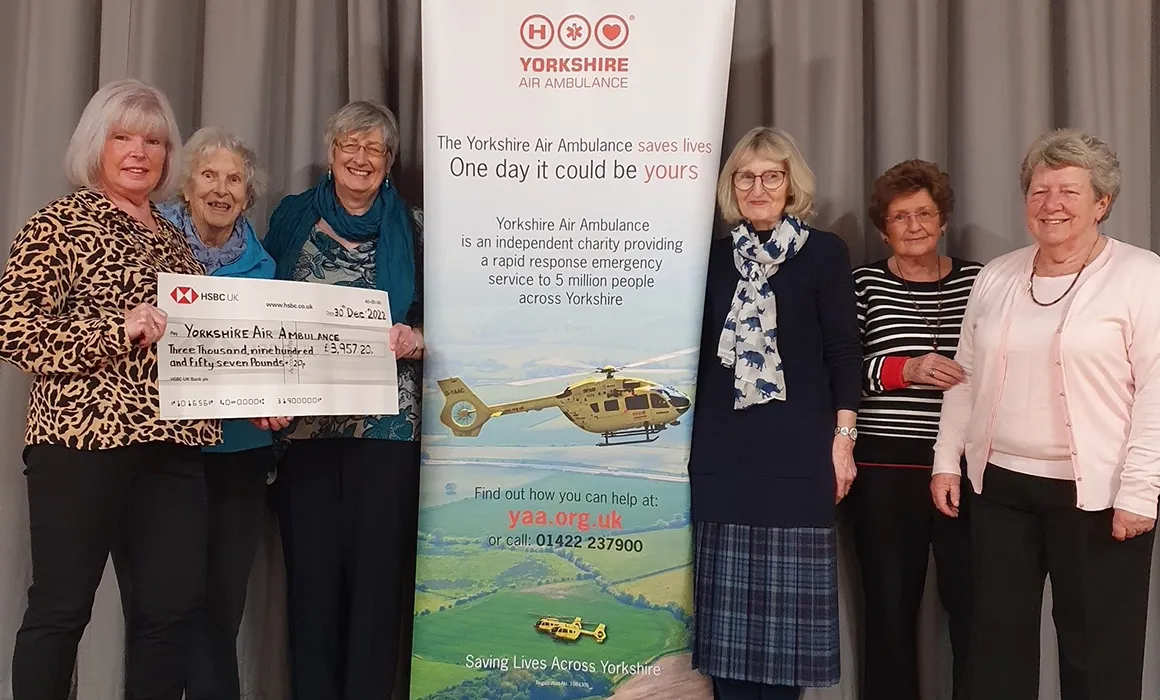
[933,238,1160,518]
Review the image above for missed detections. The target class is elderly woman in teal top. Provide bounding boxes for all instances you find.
[260,99,424,700]
[115,125,277,700]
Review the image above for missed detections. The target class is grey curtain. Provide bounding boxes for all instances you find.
[0,1,1156,698]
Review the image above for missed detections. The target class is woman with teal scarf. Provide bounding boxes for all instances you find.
[114,126,277,700]
[259,100,424,700]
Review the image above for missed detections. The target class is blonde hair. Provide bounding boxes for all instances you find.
[1019,128,1121,223]
[179,126,267,210]
[717,126,817,224]
[63,78,183,199]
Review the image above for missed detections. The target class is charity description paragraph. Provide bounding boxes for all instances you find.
[439,134,713,307]
[156,273,399,420]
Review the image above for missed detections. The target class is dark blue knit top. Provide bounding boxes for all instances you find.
[688,226,862,528]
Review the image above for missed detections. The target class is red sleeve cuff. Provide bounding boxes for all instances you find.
[880,356,909,390]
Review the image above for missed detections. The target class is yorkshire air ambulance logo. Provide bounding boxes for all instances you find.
[517,13,632,90]
[519,13,629,50]
[170,286,198,304]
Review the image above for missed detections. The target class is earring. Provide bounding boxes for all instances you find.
[327,168,333,181]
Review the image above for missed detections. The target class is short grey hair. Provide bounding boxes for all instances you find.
[178,126,268,210]
[1020,128,1121,223]
[717,126,817,224]
[324,100,400,160]
[64,78,183,199]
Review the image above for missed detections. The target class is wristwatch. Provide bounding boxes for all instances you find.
[834,426,858,442]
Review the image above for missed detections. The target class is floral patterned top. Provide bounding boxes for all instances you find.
[283,207,423,442]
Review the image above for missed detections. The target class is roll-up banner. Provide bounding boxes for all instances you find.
[412,3,736,697]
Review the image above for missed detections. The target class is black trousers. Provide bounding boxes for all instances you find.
[273,438,421,700]
[846,465,972,700]
[114,446,273,700]
[711,677,800,700]
[12,442,206,700]
[965,465,1155,700]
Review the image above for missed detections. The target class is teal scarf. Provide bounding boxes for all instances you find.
[265,176,416,322]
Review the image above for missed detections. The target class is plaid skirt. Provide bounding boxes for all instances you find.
[692,521,840,687]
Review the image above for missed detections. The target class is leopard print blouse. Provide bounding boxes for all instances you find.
[0,189,221,450]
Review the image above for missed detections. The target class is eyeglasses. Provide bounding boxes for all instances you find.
[336,141,389,158]
[886,210,940,228]
[733,170,786,191]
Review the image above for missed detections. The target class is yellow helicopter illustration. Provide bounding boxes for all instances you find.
[533,616,607,643]
[436,349,695,446]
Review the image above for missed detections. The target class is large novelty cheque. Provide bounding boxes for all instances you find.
[156,273,398,419]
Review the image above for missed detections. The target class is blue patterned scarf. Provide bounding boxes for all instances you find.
[718,216,809,409]
[158,200,248,274]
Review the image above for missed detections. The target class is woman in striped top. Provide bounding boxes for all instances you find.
[848,160,980,700]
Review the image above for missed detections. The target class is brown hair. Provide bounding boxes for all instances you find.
[867,159,954,232]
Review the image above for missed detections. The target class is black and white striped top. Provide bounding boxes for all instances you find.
[853,257,983,467]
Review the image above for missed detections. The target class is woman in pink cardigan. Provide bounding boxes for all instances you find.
[931,128,1160,700]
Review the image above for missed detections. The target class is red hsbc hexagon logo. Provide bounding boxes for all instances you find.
[171,286,198,304]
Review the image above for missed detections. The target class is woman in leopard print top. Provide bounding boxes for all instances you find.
[0,79,218,700]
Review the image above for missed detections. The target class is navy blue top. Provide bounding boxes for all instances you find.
[688,226,861,528]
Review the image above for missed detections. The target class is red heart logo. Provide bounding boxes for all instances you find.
[602,24,621,41]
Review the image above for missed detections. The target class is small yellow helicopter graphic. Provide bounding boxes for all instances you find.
[436,349,695,446]
[533,616,608,643]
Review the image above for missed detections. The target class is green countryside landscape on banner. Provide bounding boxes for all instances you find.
[410,465,695,699]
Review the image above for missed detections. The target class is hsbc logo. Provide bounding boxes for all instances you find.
[520,14,630,51]
[169,287,238,304]
[171,287,198,304]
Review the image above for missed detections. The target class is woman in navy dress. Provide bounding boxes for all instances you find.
[689,126,861,700]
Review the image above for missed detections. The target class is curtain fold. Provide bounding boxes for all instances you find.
[0,1,1156,698]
